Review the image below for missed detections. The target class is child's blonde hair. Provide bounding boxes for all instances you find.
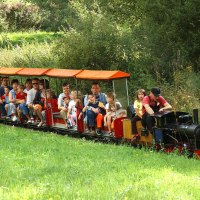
[135,89,146,100]
[109,102,121,111]
[106,92,116,100]
[71,90,82,98]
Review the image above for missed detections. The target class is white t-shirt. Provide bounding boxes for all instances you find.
[26,88,37,104]
[68,100,76,115]
[24,88,29,94]
[58,93,70,107]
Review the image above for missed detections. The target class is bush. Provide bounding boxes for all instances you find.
[157,67,200,113]
[0,3,43,31]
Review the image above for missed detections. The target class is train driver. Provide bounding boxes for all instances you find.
[142,87,172,134]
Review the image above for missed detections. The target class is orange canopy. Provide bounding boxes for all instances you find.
[45,69,82,78]
[0,67,23,75]
[0,67,130,80]
[17,68,50,76]
[75,70,130,80]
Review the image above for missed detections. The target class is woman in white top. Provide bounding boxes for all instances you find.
[132,89,146,134]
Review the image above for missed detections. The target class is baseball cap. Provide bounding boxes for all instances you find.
[151,87,161,97]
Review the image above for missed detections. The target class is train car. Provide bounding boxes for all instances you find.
[0,67,200,157]
[0,67,130,139]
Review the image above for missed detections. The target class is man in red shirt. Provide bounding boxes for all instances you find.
[142,88,172,134]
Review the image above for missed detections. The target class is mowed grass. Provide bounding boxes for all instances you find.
[0,125,200,200]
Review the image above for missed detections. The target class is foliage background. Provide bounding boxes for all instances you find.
[0,0,200,112]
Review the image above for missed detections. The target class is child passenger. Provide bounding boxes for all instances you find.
[9,79,19,121]
[42,89,58,124]
[16,84,31,122]
[67,91,81,128]
[80,93,100,134]
[132,89,146,134]
[104,102,121,134]
[104,92,122,132]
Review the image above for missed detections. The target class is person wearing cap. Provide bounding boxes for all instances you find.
[141,87,172,134]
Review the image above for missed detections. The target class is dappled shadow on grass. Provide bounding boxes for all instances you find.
[0,125,200,199]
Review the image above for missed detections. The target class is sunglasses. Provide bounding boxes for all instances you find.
[32,82,38,85]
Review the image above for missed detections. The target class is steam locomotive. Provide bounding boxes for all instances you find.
[150,109,200,154]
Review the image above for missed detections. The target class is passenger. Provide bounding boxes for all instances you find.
[0,76,12,118]
[104,102,121,134]
[58,82,70,128]
[83,82,107,132]
[67,91,81,128]
[63,97,70,109]
[0,86,10,118]
[8,79,19,121]
[82,92,100,134]
[104,92,122,132]
[76,92,84,131]
[26,78,39,121]
[116,109,127,118]
[84,82,107,106]
[42,89,58,124]
[24,78,32,94]
[16,84,31,122]
[132,89,146,134]
[142,87,172,134]
[33,79,49,127]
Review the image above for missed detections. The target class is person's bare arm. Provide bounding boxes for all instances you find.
[159,102,172,112]
[67,107,71,119]
[143,104,154,115]
[9,92,15,103]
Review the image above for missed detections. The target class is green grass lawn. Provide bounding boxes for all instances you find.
[0,125,200,200]
[0,32,63,48]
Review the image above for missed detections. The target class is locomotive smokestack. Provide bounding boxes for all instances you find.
[193,109,199,125]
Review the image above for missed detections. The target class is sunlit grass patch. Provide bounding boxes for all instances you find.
[0,31,63,48]
[0,125,200,199]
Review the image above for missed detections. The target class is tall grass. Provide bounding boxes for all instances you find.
[1,125,200,199]
[0,42,57,68]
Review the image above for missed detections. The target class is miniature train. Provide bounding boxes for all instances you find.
[0,67,200,157]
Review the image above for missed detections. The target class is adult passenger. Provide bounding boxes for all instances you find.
[84,82,107,106]
[26,78,39,122]
[24,78,32,94]
[0,76,12,118]
[58,82,70,128]
[33,79,49,127]
[142,88,172,134]
[84,82,107,133]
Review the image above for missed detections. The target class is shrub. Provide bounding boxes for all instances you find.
[0,3,43,31]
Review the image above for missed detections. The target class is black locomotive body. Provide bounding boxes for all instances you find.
[152,109,200,153]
